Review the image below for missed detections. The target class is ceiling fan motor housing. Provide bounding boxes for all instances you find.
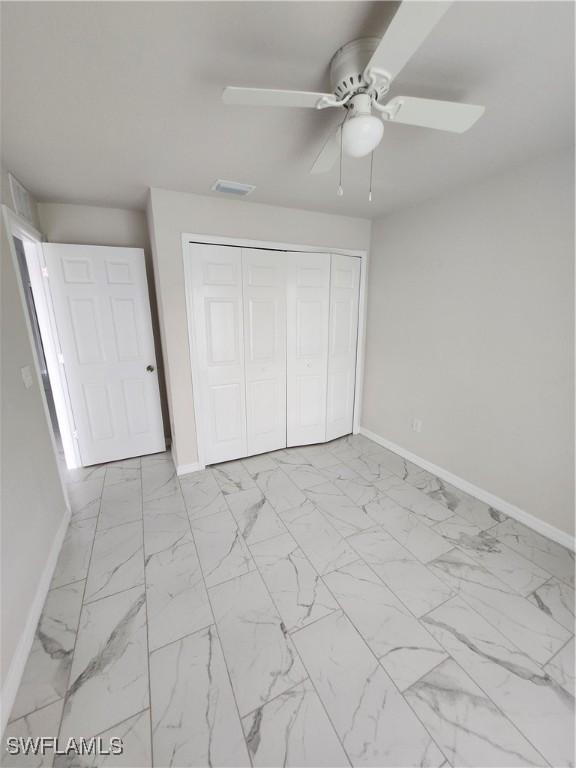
[329,38,385,102]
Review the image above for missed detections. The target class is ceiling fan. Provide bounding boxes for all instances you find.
[222,1,485,179]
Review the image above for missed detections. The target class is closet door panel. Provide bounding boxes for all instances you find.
[242,249,287,456]
[189,244,247,464]
[326,253,361,441]
[286,252,330,446]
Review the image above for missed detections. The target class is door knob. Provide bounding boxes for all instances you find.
[146,364,155,372]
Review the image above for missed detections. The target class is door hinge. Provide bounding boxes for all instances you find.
[41,266,49,278]
[72,429,79,440]
[57,352,65,365]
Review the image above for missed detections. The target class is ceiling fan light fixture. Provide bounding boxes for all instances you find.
[342,114,384,158]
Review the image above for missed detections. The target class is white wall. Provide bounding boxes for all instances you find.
[0,174,69,729]
[363,150,574,536]
[147,188,371,469]
[38,202,149,250]
[37,202,170,440]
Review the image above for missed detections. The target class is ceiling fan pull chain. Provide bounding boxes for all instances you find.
[368,151,374,202]
[337,122,344,196]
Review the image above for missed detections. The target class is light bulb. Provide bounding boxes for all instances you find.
[342,114,384,158]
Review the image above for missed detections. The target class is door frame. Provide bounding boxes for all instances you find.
[182,233,369,470]
[2,205,81,473]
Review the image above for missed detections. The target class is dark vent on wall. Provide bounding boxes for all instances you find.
[211,179,256,197]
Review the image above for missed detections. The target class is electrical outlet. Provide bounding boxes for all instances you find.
[412,417,423,433]
[21,365,33,389]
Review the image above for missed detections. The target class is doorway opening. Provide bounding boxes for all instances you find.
[13,236,63,454]
[4,209,81,470]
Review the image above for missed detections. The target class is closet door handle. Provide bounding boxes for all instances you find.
[146,364,155,372]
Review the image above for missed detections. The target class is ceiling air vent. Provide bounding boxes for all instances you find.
[211,179,255,197]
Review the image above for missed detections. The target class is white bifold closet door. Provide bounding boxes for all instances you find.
[188,243,361,464]
[189,244,248,464]
[189,244,287,464]
[286,252,331,446]
[326,253,361,441]
[242,249,287,456]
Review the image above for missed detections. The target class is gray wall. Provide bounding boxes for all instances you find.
[37,202,170,441]
[147,188,372,470]
[0,174,68,721]
[362,150,574,535]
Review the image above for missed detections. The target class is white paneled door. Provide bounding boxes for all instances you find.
[286,252,331,446]
[43,244,165,466]
[242,249,287,456]
[326,254,361,441]
[188,244,248,465]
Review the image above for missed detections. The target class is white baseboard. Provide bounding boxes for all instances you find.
[1,506,71,736]
[176,462,203,476]
[359,427,575,552]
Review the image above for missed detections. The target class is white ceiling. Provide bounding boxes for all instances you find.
[1,1,573,218]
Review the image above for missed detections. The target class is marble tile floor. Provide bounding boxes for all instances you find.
[3,435,575,768]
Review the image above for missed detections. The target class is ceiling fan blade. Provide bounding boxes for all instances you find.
[310,124,341,175]
[386,96,485,133]
[223,87,333,109]
[365,2,452,84]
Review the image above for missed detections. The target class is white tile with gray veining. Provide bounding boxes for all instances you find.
[241,679,349,767]
[66,475,104,522]
[211,460,256,494]
[9,434,575,767]
[254,466,306,513]
[373,473,454,524]
[270,448,310,467]
[9,582,84,722]
[544,637,575,696]
[250,531,339,632]
[299,446,341,470]
[293,611,447,766]
[491,518,575,587]
[383,460,509,531]
[59,586,149,739]
[209,570,307,716]
[305,484,374,537]
[325,433,384,463]
[281,462,329,490]
[84,520,144,603]
[97,471,142,531]
[281,500,358,576]
[365,495,453,562]
[179,467,228,520]
[141,459,179,502]
[3,700,64,768]
[341,453,399,484]
[51,516,98,589]
[404,658,547,767]
[150,625,250,768]
[144,530,211,651]
[528,577,575,631]
[348,526,454,616]
[433,520,551,595]
[423,596,575,768]
[61,710,152,767]
[241,452,277,477]
[320,462,381,506]
[429,548,571,664]
[323,560,448,691]
[142,489,190,551]
[190,508,255,587]
[225,487,286,545]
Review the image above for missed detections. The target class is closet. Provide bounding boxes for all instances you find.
[187,243,360,465]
